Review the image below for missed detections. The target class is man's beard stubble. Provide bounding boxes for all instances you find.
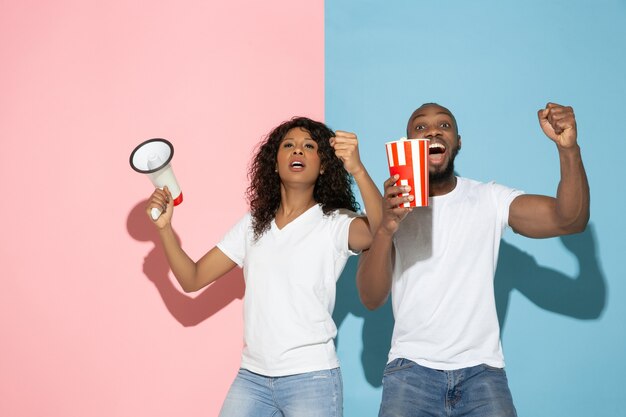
[429,147,459,184]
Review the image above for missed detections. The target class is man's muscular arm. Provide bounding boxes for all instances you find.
[509,103,590,238]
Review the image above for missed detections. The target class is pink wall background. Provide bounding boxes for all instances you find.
[0,1,324,416]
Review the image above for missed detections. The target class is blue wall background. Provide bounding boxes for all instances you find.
[326,1,626,416]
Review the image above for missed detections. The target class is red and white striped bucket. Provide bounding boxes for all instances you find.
[385,138,429,207]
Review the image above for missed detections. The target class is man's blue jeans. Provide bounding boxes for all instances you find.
[219,368,343,417]
[378,359,517,417]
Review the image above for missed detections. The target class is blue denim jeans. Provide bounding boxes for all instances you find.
[378,359,517,417]
[219,368,343,417]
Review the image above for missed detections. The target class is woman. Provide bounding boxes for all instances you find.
[146,117,382,416]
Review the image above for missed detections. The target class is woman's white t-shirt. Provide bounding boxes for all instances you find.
[217,204,358,376]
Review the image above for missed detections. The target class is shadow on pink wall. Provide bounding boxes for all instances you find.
[126,200,244,326]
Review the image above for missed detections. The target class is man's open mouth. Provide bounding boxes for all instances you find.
[429,143,446,155]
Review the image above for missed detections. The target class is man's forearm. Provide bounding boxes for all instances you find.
[357,229,395,310]
[555,145,590,233]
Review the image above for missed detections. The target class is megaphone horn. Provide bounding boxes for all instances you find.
[130,138,183,220]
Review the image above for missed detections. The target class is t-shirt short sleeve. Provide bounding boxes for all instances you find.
[488,181,524,230]
[330,209,360,256]
[216,213,252,267]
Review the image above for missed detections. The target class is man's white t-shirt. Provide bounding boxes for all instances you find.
[389,177,523,370]
[217,204,358,376]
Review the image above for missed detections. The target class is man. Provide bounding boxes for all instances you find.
[357,102,589,416]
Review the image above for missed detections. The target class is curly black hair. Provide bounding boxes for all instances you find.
[246,117,360,240]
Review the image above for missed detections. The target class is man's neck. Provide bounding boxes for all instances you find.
[429,175,457,196]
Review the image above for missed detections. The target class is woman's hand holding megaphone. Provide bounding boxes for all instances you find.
[146,186,174,229]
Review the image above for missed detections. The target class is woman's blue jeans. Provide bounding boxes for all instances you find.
[378,359,517,417]
[219,368,343,417]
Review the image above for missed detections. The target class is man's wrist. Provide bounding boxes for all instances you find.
[557,143,582,157]
[375,225,396,240]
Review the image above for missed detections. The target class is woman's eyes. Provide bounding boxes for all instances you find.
[282,142,316,149]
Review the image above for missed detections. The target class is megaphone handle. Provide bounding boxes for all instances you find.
[151,207,162,221]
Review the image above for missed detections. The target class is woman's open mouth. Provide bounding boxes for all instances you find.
[289,160,305,171]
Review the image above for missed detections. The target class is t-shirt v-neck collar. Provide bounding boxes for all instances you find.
[271,204,321,234]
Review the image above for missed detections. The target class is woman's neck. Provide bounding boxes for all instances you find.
[275,185,317,228]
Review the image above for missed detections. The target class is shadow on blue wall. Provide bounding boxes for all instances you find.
[334,223,606,388]
[496,223,606,331]
[334,256,394,387]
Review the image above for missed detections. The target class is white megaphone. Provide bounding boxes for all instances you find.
[130,138,183,220]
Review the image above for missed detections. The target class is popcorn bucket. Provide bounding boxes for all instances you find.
[385,138,429,207]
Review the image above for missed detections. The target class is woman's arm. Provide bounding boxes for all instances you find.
[147,187,237,293]
[331,130,383,251]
